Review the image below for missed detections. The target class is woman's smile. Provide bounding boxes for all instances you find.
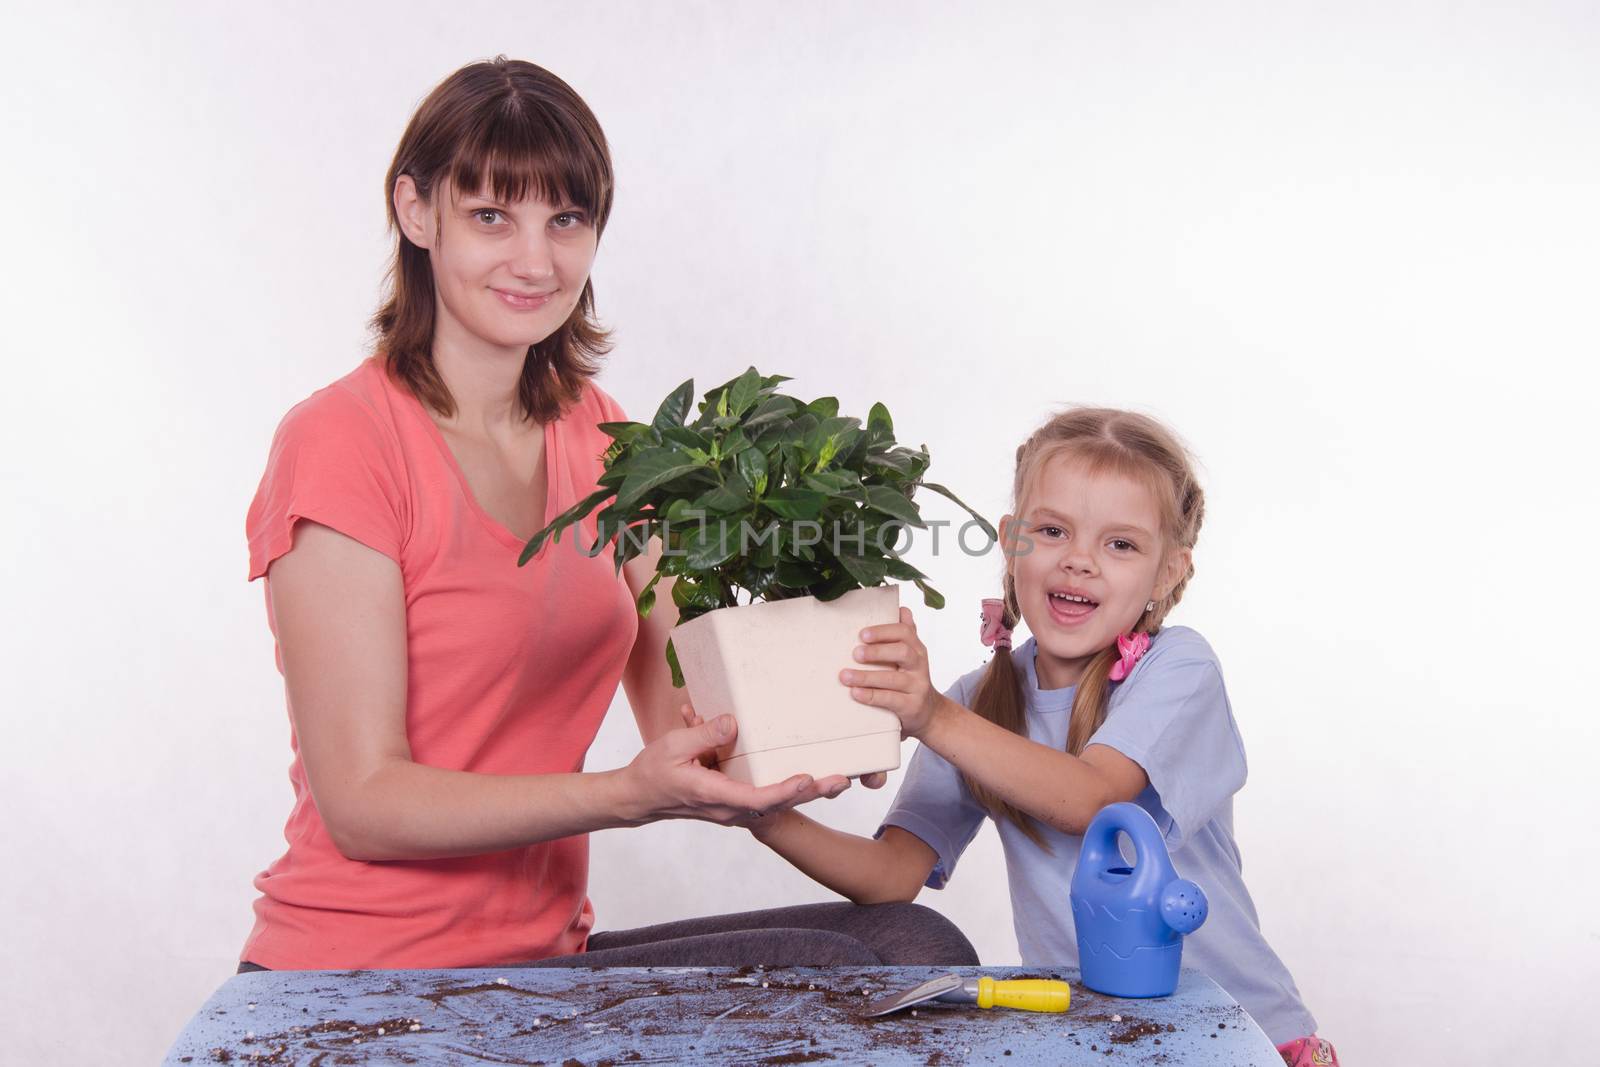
[491,286,557,311]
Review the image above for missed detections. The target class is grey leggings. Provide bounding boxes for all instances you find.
[238,901,977,972]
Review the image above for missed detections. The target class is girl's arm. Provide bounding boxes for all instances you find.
[747,811,939,906]
[268,520,848,862]
[918,702,1147,835]
[841,609,1147,836]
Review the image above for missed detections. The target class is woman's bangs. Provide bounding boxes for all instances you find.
[446,105,605,217]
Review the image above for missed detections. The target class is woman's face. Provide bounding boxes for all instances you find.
[999,454,1188,689]
[395,174,598,359]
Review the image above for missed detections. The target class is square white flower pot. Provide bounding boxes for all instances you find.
[669,584,904,787]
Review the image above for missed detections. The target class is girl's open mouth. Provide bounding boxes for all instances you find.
[1047,591,1098,627]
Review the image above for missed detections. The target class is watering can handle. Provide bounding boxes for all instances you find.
[1079,801,1158,872]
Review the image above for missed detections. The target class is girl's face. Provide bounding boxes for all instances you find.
[395,175,598,362]
[999,454,1190,690]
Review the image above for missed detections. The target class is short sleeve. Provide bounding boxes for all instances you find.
[245,386,407,582]
[1086,644,1247,849]
[874,676,989,889]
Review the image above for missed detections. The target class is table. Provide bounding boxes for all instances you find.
[164,965,1283,1065]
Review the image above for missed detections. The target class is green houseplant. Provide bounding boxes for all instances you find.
[520,367,996,784]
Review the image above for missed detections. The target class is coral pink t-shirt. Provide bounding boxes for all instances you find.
[242,356,639,969]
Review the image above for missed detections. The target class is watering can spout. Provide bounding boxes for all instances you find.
[1069,802,1208,998]
[1160,877,1208,935]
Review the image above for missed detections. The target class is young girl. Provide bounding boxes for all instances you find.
[744,407,1339,1067]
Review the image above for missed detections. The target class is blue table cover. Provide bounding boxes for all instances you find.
[164,965,1283,1064]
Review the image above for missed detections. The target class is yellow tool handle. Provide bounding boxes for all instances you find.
[976,977,1071,1013]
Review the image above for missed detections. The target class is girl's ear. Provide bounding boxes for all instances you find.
[393,174,435,251]
[1154,545,1192,602]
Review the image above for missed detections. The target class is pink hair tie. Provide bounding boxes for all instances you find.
[979,598,1013,652]
[1108,631,1150,681]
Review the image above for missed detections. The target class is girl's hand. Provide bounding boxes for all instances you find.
[839,607,947,739]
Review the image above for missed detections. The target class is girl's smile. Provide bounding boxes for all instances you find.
[1045,586,1100,627]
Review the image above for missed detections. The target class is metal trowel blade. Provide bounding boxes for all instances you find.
[863,973,965,1017]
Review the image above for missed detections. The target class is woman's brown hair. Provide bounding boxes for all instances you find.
[371,56,615,424]
[966,407,1206,846]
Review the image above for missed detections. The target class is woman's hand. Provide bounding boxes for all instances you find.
[619,708,852,827]
[673,704,873,829]
[839,607,950,739]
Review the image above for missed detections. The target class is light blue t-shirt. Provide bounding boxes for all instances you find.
[877,626,1317,1045]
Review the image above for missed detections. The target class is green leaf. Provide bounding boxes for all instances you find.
[666,637,685,688]
[519,487,613,564]
[683,520,741,569]
[695,471,753,514]
[912,576,946,610]
[616,449,710,508]
[728,367,763,417]
[740,566,779,600]
[598,421,654,447]
[867,402,893,440]
[864,485,927,528]
[736,447,768,495]
[775,560,815,590]
[865,449,914,476]
[665,498,702,525]
[749,533,779,568]
[883,556,929,582]
[805,417,862,471]
[660,425,713,452]
[610,520,654,575]
[743,396,798,432]
[634,570,661,618]
[719,426,752,459]
[762,487,827,521]
[652,379,695,431]
[920,482,999,540]
[806,396,840,419]
[801,470,861,495]
[835,552,889,586]
[867,519,906,553]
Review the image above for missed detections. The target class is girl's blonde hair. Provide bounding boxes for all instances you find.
[966,407,1205,846]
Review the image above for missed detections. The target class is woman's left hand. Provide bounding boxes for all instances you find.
[840,607,947,739]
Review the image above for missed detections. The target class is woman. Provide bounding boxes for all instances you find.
[240,56,975,971]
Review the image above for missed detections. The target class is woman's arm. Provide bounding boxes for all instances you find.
[268,520,837,862]
[842,609,1148,836]
[621,538,689,745]
[748,812,938,906]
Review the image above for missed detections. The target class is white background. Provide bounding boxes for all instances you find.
[3,2,1597,1063]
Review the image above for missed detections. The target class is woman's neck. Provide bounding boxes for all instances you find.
[429,318,534,440]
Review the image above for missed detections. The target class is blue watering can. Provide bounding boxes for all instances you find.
[1069,802,1208,997]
